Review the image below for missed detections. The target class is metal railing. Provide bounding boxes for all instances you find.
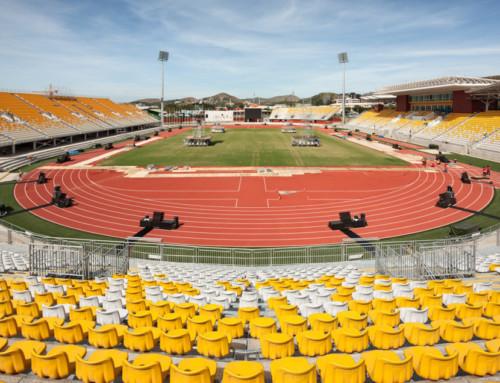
[28,241,129,279]
[2,219,499,271]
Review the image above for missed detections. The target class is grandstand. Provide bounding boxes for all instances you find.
[348,76,500,159]
[0,91,158,152]
[0,219,499,381]
[270,106,341,123]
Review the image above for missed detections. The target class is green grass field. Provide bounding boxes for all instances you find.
[100,128,408,167]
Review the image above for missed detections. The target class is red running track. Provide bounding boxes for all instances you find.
[14,128,498,247]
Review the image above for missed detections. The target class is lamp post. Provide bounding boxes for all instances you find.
[338,52,349,127]
[158,51,169,127]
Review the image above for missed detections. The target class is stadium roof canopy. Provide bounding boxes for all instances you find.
[375,76,500,96]
[467,80,500,106]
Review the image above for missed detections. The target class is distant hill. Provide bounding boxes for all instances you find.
[130,92,349,106]
[206,92,243,104]
[310,92,338,106]
[483,75,500,80]
[130,98,160,105]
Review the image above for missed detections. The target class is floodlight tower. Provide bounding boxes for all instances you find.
[338,52,349,127]
[158,50,169,127]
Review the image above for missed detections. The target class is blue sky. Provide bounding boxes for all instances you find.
[1,0,499,102]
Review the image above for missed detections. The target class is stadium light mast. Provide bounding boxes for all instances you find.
[158,50,169,127]
[338,52,349,127]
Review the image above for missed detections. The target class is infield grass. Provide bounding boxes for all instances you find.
[99,128,408,167]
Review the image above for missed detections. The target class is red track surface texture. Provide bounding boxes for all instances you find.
[14,128,498,247]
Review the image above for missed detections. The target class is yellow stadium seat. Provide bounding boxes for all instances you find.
[56,278,74,286]
[260,332,294,359]
[296,330,332,356]
[88,324,127,348]
[10,281,28,291]
[400,322,439,346]
[218,317,244,339]
[126,299,148,314]
[128,310,158,328]
[348,300,373,315]
[175,302,198,323]
[414,287,433,297]
[489,290,500,303]
[331,292,352,302]
[150,300,172,317]
[274,304,298,318]
[362,350,413,383]
[453,284,473,295]
[187,315,214,335]
[198,330,232,358]
[331,328,369,353]
[428,305,455,321]
[238,307,260,325]
[444,278,462,287]
[360,276,375,284]
[485,338,500,352]
[371,298,396,312]
[268,296,287,309]
[308,313,338,333]
[368,325,405,350]
[57,294,78,306]
[271,357,317,383]
[467,291,490,305]
[70,306,96,321]
[0,314,33,337]
[419,295,443,307]
[317,354,366,383]
[54,319,95,344]
[448,303,482,320]
[483,301,500,318]
[226,285,242,296]
[157,313,183,332]
[404,346,458,380]
[0,340,46,374]
[199,304,223,322]
[368,309,400,327]
[86,288,105,298]
[170,358,216,383]
[337,311,368,330]
[427,280,444,289]
[76,349,128,383]
[249,317,277,339]
[223,361,265,383]
[446,342,500,376]
[34,292,56,307]
[73,280,91,290]
[123,327,161,352]
[434,286,454,295]
[279,315,308,336]
[432,319,474,343]
[31,344,86,379]
[462,317,500,339]
[0,300,15,317]
[21,317,64,340]
[160,328,196,355]
[338,286,356,294]
[0,289,11,302]
[122,353,172,383]
[16,301,42,318]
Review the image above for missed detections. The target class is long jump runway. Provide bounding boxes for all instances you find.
[14,131,497,247]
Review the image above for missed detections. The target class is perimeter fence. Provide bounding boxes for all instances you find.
[1,219,499,279]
